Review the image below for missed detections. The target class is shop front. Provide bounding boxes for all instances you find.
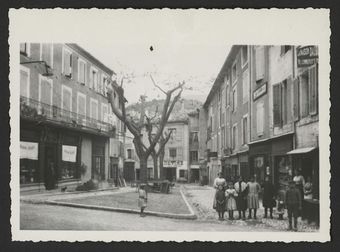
[249,140,271,184]
[20,121,81,190]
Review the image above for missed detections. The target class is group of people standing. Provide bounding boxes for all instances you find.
[213,170,309,231]
[213,172,267,221]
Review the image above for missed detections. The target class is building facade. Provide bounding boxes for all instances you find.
[188,110,200,183]
[202,45,319,193]
[19,43,125,190]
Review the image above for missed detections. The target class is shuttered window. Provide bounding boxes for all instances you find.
[309,64,318,115]
[256,102,264,135]
[63,48,72,77]
[41,43,53,67]
[300,71,309,118]
[255,46,265,81]
[78,59,86,85]
[273,84,282,127]
[293,78,300,121]
[242,68,249,103]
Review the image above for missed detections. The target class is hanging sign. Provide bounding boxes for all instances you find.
[62,145,77,162]
[253,83,267,101]
[297,46,318,68]
[20,141,38,160]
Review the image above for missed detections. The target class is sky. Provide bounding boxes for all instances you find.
[75,11,232,104]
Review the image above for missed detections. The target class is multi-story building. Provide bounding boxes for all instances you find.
[19,43,126,190]
[188,110,200,182]
[203,45,250,185]
[202,45,319,192]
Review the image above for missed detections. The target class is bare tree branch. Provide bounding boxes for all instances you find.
[150,75,167,95]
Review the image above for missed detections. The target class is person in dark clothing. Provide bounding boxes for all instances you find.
[234,176,248,220]
[262,176,276,219]
[285,181,302,231]
[215,184,226,220]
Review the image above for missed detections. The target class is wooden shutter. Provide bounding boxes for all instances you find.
[286,77,293,123]
[255,46,265,81]
[273,84,282,127]
[293,78,300,121]
[177,147,183,160]
[309,64,318,115]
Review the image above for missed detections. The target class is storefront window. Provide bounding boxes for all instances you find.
[60,161,77,180]
[20,159,39,184]
[254,155,266,184]
[275,155,292,189]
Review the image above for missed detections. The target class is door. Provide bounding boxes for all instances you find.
[165,167,176,182]
[44,144,57,190]
[92,145,105,180]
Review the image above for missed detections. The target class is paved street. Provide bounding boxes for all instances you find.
[20,184,318,232]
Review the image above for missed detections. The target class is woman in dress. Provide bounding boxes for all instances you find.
[213,172,227,209]
[215,184,226,220]
[293,169,305,199]
[225,182,238,220]
[262,176,276,219]
[247,176,261,219]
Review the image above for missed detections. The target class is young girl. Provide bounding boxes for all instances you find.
[215,184,226,220]
[225,182,238,220]
[138,184,148,217]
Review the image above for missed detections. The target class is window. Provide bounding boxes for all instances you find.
[281,45,291,55]
[127,149,132,159]
[179,170,185,178]
[190,151,198,163]
[232,86,237,112]
[61,85,72,119]
[102,75,108,96]
[241,46,248,67]
[242,116,248,145]
[40,43,53,68]
[190,132,198,144]
[242,68,249,103]
[273,79,291,127]
[232,62,237,84]
[101,103,108,122]
[63,47,72,78]
[77,92,86,125]
[256,102,264,136]
[169,128,176,140]
[232,124,237,150]
[226,83,230,107]
[78,58,86,85]
[255,46,265,81]
[20,66,30,99]
[91,67,98,91]
[39,75,53,106]
[90,98,98,120]
[20,43,30,57]
[169,148,177,159]
[299,65,318,118]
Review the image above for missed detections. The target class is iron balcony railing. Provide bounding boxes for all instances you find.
[20,96,115,136]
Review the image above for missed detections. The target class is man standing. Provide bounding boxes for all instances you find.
[234,176,248,220]
[285,180,302,231]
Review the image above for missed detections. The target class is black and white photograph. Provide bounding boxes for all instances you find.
[9,9,330,242]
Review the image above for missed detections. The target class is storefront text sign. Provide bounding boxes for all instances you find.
[20,141,38,160]
[253,83,267,101]
[62,145,77,162]
[297,46,318,68]
[163,160,183,167]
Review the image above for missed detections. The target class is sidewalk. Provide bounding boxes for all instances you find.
[183,184,319,232]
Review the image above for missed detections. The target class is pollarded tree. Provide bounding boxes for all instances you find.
[107,78,184,183]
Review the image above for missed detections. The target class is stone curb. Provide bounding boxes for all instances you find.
[44,200,197,220]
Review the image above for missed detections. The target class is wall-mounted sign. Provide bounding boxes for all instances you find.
[253,83,267,101]
[62,145,77,162]
[20,141,38,160]
[208,151,218,158]
[163,160,183,167]
[297,46,318,68]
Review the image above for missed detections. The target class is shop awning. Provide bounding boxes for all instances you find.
[287,147,316,155]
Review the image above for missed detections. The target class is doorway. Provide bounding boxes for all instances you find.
[44,144,57,190]
[164,167,176,182]
[92,145,105,180]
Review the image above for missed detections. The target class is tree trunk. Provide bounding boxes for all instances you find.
[152,154,158,180]
[159,150,165,180]
[139,155,148,183]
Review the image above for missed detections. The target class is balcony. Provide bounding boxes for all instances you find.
[20,96,115,136]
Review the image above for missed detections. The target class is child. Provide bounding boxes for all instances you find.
[138,184,148,217]
[285,181,302,231]
[225,182,238,220]
[276,184,287,220]
[215,184,226,220]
